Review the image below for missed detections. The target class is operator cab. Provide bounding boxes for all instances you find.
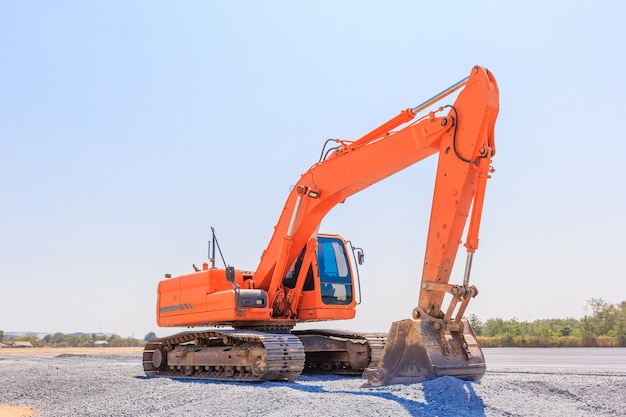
[283,235,358,307]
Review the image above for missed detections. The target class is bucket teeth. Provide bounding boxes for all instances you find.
[363,318,485,387]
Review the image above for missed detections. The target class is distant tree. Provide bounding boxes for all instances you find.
[78,334,91,347]
[483,318,506,337]
[108,334,124,347]
[545,317,581,337]
[126,336,140,347]
[144,332,157,342]
[531,319,555,338]
[0,329,4,341]
[587,298,617,336]
[466,314,483,336]
[16,333,40,346]
[64,334,81,347]
[51,332,65,344]
[614,317,626,344]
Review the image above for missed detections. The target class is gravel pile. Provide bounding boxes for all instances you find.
[1,352,625,416]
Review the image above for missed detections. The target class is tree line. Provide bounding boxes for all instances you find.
[469,298,626,347]
[1,299,625,348]
[0,331,156,348]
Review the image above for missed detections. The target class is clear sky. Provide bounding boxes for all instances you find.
[1,1,625,338]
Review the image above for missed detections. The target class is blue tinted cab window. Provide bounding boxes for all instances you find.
[317,237,352,305]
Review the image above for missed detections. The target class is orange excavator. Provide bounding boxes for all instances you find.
[143,66,499,386]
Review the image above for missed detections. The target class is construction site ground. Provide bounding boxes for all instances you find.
[1,347,625,416]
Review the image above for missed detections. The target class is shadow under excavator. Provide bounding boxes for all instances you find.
[285,376,487,417]
[137,374,486,417]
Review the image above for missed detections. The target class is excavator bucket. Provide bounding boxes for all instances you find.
[363,318,485,387]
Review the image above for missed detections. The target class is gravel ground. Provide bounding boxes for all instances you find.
[1,352,625,417]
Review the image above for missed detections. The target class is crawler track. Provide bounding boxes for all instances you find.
[143,330,305,381]
[293,329,387,375]
[143,329,386,381]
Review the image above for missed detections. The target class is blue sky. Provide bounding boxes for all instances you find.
[1,1,625,338]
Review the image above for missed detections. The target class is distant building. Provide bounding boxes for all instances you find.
[0,341,33,348]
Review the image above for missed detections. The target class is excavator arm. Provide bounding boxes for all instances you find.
[253,66,499,329]
[419,67,498,322]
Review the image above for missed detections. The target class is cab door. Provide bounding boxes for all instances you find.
[317,236,354,305]
[293,235,357,321]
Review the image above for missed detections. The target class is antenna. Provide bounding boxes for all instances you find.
[209,227,228,268]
